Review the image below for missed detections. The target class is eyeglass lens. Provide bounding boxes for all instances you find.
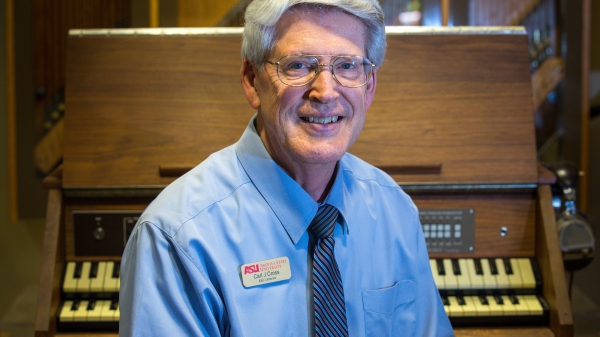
[277,55,371,87]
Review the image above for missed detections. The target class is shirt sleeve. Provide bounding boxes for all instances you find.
[119,221,228,336]
[414,215,455,337]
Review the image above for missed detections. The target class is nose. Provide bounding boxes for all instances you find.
[308,65,339,103]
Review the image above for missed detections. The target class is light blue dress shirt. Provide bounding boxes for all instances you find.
[120,116,454,336]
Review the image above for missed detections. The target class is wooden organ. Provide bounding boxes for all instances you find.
[35,27,573,337]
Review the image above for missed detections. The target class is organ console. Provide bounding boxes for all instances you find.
[35,27,573,337]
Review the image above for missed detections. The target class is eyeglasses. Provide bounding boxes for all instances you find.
[265,54,375,88]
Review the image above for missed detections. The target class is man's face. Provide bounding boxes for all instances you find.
[242,9,377,177]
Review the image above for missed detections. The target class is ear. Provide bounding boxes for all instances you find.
[363,70,377,110]
[241,58,261,110]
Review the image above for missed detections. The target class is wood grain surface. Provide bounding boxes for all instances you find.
[62,31,537,189]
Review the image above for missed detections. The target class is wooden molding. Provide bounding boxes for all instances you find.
[5,0,18,222]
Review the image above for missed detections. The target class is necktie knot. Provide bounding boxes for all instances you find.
[310,204,339,239]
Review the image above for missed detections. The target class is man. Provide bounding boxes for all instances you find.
[120,0,453,336]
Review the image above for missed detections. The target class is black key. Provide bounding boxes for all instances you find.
[71,300,81,311]
[87,300,96,311]
[494,295,504,305]
[451,259,461,275]
[436,259,446,276]
[473,259,483,275]
[442,296,449,306]
[457,296,466,306]
[503,258,514,275]
[479,295,489,305]
[509,295,519,305]
[90,262,99,278]
[112,262,121,278]
[73,262,83,279]
[488,258,498,275]
[110,300,119,310]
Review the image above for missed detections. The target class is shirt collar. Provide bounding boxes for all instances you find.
[235,115,349,244]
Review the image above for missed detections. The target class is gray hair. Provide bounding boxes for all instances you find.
[242,0,386,70]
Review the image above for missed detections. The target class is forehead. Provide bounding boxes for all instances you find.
[272,9,367,57]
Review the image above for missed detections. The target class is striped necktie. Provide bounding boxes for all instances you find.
[310,204,348,337]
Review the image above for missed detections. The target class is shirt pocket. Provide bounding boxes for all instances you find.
[361,280,416,337]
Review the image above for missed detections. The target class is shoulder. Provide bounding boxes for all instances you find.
[138,144,252,236]
[340,153,417,212]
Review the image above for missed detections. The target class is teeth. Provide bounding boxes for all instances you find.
[305,116,339,124]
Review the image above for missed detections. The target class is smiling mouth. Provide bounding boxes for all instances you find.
[301,116,340,124]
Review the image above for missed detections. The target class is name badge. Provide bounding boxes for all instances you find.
[240,256,292,288]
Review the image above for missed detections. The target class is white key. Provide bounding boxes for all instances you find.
[456,259,472,289]
[523,295,544,315]
[494,258,510,289]
[76,262,92,292]
[506,258,524,288]
[114,302,120,321]
[104,262,119,292]
[461,296,478,316]
[86,300,104,321]
[500,295,517,315]
[473,296,491,316]
[513,295,530,316]
[442,259,458,289]
[99,300,116,321]
[466,259,484,289]
[517,258,536,288]
[442,297,450,316]
[73,300,89,322]
[58,300,76,322]
[448,296,464,316]
[481,259,497,289]
[430,259,445,289]
[90,262,107,292]
[63,262,78,293]
[486,295,503,316]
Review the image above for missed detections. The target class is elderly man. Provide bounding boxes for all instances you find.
[120,0,453,336]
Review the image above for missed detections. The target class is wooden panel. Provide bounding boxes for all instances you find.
[64,200,151,261]
[63,31,537,189]
[412,193,536,258]
[63,33,248,189]
[536,185,573,337]
[355,34,537,184]
[34,190,64,337]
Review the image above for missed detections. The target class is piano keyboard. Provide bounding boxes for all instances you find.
[442,294,548,326]
[429,257,541,292]
[57,258,547,330]
[63,261,120,295]
[58,299,119,331]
